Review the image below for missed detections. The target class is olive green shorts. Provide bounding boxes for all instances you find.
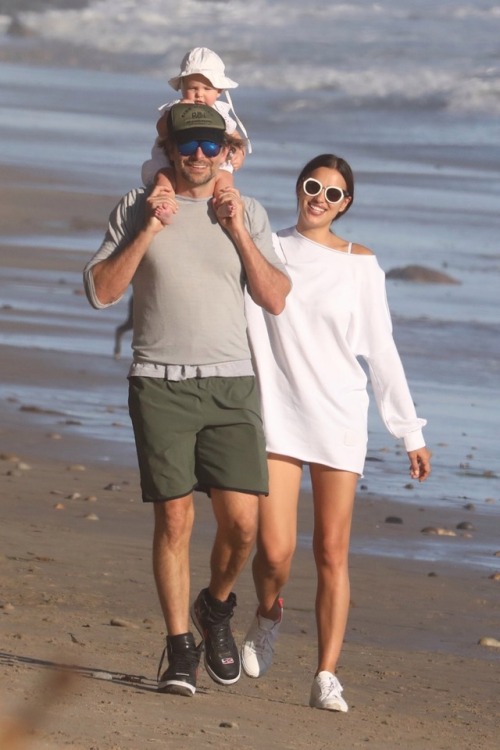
[128,376,268,502]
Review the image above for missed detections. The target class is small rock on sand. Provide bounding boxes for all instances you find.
[421,527,457,536]
[478,636,500,648]
[386,264,461,284]
[110,618,139,629]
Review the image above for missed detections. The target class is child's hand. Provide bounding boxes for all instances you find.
[229,146,245,172]
[156,114,167,138]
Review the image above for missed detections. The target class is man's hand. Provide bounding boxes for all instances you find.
[213,187,245,228]
[146,185,178,230]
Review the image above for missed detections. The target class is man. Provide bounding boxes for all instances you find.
[83,103,291,697]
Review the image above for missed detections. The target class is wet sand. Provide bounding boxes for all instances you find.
[1,166,499,750]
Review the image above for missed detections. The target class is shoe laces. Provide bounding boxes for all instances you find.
[253,620,276,656]
[206,618,234,656]
[318,672,342,698]
[157,642,202,680]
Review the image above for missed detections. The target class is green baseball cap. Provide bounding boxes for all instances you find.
[167,103,226,145]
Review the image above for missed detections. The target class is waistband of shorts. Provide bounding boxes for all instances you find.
[128,359,254,381]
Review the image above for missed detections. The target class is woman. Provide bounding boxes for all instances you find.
[241,153,431,711]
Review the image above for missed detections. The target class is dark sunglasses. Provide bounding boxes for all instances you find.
[177,140,222,157]
[302,177,349,205]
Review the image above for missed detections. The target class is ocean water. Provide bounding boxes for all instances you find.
[0,0,499,567]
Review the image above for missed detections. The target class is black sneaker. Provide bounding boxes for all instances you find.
[191,588,241,685]
[157,632,202,697]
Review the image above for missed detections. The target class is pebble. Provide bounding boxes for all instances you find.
[85,495,98,502]
[456,521,474,531]
[421,527,456,536]
[104,483,121,491]
[488,572,500,581]
[53,503,65,510]
[494,551,500,558]
[68,464,86,472]
[385,516,403,524]
[110,617,139,629]
[478,636,500,648]
[67,492,81,500]
[463,503,476,511]
[219,721,238,729]
[1,603,15,612]
[84,513,99,521]
[92,671,113,680]
[385,265,460,284]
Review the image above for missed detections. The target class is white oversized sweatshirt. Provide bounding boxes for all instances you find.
[245,227,426,475]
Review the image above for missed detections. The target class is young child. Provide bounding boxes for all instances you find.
[141,47,250,223]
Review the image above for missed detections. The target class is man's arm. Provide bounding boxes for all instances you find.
[88,187,173,305]
[215,189,291,314]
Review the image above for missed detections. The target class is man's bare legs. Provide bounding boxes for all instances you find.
[152,494,195,634]
[152,489,258,631]
[208,488,259,601]
[154,488,259,688]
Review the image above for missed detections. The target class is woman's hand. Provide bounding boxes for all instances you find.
[407,447,432,482]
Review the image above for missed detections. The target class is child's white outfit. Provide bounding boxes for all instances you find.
[141,47,250,186]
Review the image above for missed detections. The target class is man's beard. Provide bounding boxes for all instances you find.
[178,158,216,186]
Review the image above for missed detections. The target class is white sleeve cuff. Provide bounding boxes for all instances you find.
[403,429,426,452]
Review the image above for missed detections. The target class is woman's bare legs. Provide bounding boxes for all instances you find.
[252,454,303,619]
[309,464,358,674]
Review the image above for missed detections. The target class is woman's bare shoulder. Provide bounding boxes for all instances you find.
[351,242,374,256]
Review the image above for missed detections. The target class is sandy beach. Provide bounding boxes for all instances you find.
[1,166,500,750]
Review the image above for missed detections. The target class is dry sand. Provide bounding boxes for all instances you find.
[1,166,499,750]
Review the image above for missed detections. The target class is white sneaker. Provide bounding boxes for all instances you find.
[309,671,349,712]
[241,599,283,678]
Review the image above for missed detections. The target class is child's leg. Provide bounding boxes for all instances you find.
[154,168,178,225]
[213,171,236,218]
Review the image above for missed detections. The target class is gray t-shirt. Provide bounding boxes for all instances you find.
[84,189,286,370]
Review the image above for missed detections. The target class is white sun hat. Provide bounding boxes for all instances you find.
[168,47,251,153]
[168,47,239,91]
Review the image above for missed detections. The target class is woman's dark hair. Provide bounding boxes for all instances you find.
[296,153,354,220]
